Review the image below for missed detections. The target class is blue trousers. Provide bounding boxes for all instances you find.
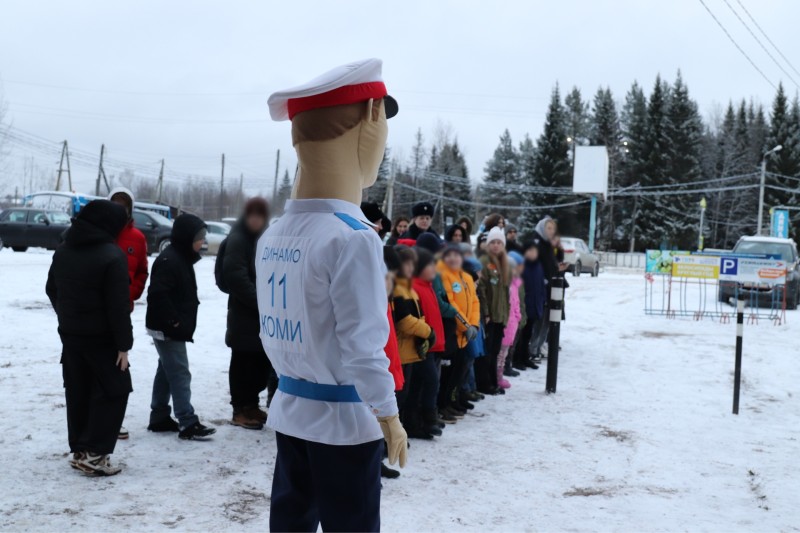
[150,339,198,430]
[270,432,382,533]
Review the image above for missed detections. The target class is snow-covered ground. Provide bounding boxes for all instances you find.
[1,249,798,532]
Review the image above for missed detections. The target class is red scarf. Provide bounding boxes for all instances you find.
[412,278,445,353]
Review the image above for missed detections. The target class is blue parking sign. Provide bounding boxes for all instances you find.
[771,209,789,238]
[720,257,738,276]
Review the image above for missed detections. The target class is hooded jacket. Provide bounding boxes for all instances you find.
[145,214,206,342]
[478,254,511,325]
[46,200,133,353]
[437,260,480,349]
[223,217,264,351]
[392,277,432,364]
[522,258,546,320]
[384,304,404,391]
[108,187,149,308]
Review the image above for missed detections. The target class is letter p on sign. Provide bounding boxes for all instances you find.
[721,258,738,276]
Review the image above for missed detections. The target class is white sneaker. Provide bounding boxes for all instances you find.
[118,426,129,440]
[74,453,122,476]
[68,452,85,470]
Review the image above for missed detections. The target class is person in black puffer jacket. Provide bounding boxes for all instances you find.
[223,197,275,430]
[145,213,216,440]
[46,200,132,476]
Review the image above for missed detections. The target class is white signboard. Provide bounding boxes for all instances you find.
[718,257,787,286]
[572,146,609,199]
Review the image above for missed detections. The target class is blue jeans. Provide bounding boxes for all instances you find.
[151,339,198,429]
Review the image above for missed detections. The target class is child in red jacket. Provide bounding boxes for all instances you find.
[408,248,445,439]
[109,187,148,441]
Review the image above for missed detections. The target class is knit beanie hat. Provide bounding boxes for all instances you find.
[508,250,524,266]
[487,226,506,246]
[414,248,435,277]
[416,232,443,254]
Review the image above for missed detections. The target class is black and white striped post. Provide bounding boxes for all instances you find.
[545,277,565,394]
[732,294,745,415]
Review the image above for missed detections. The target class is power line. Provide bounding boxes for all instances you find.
[697,0,777,90]
[722,0,800,90]
[734,0,800,79]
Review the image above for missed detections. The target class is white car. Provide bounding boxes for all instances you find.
[205,221,231,255]
[561,237,600,277]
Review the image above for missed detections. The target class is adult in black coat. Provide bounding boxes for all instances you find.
[46,200,132,473]
[400,201,440,241]
[146,213,216,439]
[531,217,559,288]
[223,198,274,429]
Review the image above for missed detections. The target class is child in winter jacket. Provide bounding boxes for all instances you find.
[437,245,480,420]
[382,246,405,480]
[410,248,446,438]
[513,242,546,371]
[498,253,526,389]
[476,226,511,395]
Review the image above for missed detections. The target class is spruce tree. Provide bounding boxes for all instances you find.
[590,87,622,246]
[520,84,570,233]
[430,140,471,228]
[516,134,537,232]
[765,85,800,233]
[665,72,704,248]
[274,169,293,215]
[482,129,520,220]
[618,81,649,250]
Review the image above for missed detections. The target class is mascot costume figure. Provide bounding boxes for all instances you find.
[258,58,408,532]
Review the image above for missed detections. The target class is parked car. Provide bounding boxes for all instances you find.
[561,237,600,277]
[204,221,231,255]
[718,236,800,309]
[0,207,72,252]
[131,209,173,255]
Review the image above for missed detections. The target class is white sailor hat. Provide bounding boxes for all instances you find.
[268,58,398,121]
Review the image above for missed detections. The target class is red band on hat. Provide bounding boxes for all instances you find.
[287,82,387,120]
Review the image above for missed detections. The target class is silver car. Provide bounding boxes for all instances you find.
[561,237,600,277]
[204,221,231,255]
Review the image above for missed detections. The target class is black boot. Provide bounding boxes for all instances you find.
[381,463,400,479]
[423,410,445,432]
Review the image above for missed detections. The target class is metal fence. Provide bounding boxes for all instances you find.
[643,273,787,324]
[597,251,646,270]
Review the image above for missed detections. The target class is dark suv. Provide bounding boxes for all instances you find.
[132,209,173,255]
[0,207,72,252]
[718,236,800,310]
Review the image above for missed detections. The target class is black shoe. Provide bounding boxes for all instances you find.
[504,368,520,377]
[381,463,401,479]
[438,410,458,424]
[148,418,180,433]
[466,391,482,402]
[497,387,506,395]
[178,422,216,440]
[443,406,465,419]
[475,392,486,400]
[426,425,443,437]
[479,387,501,396]
[525,359,540,370]
[407,428,435,440]
[512,363,527,371]
[459,400,475,411]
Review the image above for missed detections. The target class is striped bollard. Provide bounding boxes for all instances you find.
[545,277,565,394]
[732,294,745,415]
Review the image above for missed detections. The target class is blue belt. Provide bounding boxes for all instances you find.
[278,375,362,403]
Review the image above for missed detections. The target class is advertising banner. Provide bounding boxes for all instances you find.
[645,250,691,274]
[671,255,720,279]
[718,256,787,286]
[771,209,790,239]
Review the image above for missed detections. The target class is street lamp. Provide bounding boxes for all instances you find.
[757,144,783,235]
[698,197,707,251]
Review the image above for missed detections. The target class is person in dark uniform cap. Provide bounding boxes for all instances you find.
[360,201,392,239]
[401,201,440,241]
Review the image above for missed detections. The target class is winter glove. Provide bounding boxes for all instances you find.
[416,338,431,359]
[378,414,408,468]
[465,326,479,342]
[427,330,437,347]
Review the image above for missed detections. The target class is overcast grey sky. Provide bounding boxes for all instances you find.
[1,0,799,198]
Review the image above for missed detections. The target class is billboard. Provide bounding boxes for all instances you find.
[671,255,720,279]
[646,250,691,274]
[572,146,609,199]
[718,257,787,285]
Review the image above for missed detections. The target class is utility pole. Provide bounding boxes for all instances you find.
[95,144,108,196]
[238,172,244,212]
[55,141,72,191]
[156,159,165,203]
[438,173,445,234]
[384,163,396,220]
[758,144,782,235]
[219,153,226,220]
[272,149,281,202]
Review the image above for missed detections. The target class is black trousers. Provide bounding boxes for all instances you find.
[270,432,382,533]
[62,346,131,455]
[475,322,504,391]
[513,320,535,366]
[439,347,470,408]
[229,346,274,411]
